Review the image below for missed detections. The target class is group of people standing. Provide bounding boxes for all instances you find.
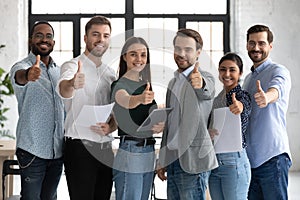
[10,15,291,200]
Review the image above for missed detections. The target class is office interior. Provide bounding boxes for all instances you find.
[0,0,299,199]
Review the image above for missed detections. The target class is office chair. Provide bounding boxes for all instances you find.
[2,159,21,200]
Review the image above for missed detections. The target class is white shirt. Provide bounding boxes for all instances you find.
[56,53,116,143]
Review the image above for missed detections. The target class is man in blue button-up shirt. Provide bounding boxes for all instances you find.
[10,21,64,200]
[243,24,292,200]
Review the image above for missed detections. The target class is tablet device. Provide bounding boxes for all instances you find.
[137,107,173,132]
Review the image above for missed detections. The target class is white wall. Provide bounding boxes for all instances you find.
[0,0,27,136]
[0,0,299,170]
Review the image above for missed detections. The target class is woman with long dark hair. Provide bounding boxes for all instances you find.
[111,36,164,200]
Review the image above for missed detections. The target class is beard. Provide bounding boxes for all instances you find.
[86,44,108,58]
[248,50,268,64]
[31,44,53,57]
[175,58,193,72]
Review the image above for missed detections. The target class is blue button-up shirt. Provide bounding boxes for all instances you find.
[242,58,291,168]
[10,52,64,159]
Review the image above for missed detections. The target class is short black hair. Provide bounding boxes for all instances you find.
[30,21,54,38]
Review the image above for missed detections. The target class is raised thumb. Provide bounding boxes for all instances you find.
[193,62,200,73]
[77,60,82,73]
[145,81,150,91]
[232,93,237,103]
[35,55,41,67]
[256,80,262,92]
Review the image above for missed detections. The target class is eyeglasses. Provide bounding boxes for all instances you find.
[33,33,54,40]
[247,41,268,48]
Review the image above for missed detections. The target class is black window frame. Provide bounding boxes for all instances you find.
[29,0,230,58]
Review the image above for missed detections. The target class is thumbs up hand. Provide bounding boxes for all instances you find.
[72,60,85,89]
[229,93,243,114]
[254,80,268,108]
[189,62,203,89]
[140,82,154,105]
[27,55,42,81]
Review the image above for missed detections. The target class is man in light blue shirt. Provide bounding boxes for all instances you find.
[10,21,64,200]
[243,24,292,200]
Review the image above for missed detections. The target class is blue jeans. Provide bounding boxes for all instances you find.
[16,148,63,200]
[209,149,251,200]
[113,140,156,200]
[248,153,291,200]
[167,159,209,200]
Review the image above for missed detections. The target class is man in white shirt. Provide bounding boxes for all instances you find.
[57,15,116,200]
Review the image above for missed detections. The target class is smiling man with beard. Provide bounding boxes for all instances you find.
[243,24,292,200]
[57,15,117,200]
[10,21,65,200]
[157,29,218,200]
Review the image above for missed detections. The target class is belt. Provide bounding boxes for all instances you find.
[65,137,111,150]
[120,136,156,147]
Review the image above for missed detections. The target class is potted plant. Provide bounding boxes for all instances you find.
[0,45,15,139]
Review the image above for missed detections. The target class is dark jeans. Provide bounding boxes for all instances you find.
[64,138,114,200]
[16,148,63,200]
[248,153,292,200]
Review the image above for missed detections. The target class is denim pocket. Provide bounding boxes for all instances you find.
[218,155,237,167]
[243,162,251,183]
[16,148,36,169]
[114,141,155,173]
[284,153,292,169]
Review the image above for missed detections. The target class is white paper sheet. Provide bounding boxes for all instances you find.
[212,107,242,153]
[75,103,115,127]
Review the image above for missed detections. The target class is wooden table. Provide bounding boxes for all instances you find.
[0,140,16,200]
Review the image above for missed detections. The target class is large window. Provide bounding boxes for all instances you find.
[29,0,229,101]
[29,0,229,64]
[29,0,229,143]
[134,0,227,14]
